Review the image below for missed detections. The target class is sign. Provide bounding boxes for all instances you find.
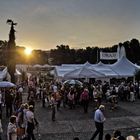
[100,52,118,60]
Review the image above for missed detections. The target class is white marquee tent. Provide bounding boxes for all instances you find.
[64,66,105,79]
[110,56,139,77]
[53,56,140,79]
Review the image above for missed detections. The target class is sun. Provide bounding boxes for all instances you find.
[24,47,32,55]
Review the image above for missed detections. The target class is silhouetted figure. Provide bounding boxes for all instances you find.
[105,134,111,140]
[112,130,125,140]
[5,91,14,117]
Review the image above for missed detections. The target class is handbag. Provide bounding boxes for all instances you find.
[17,127,25,137]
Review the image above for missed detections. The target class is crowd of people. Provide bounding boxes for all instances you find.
[0,75,139,140]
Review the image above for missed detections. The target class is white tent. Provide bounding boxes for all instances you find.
[97,69,119,78]
[33,64,42,68]
[42,64,50,68]
[120,46,126,58]
[83,61,92,67]
[15,69,21,75]
[54,66,76,78]
[0,66,7,81]
[16,64,29,72]
[64,66,105,78]
[111,56,139,77]
[91,61,111,69]
[62,61,92,67]
[89,61,118,77]
[54,56,140,79]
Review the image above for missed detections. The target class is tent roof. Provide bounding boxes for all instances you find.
[90,61,111,70]
[33,64,42,68]
[83,61,92,67]
[111,56,139,77]
[64,66,105,78]
[54,66,76,77]
[54,57,140,79]
[15,69,21,75]
[0,66,7,80]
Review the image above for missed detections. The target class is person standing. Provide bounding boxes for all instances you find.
[7,115,17,140]
[80,88,89,113]
[50,94,56,121]
[67,89,75,109]
[5,91,14,117]
[90,105,106,140]
[42,89,46,108]
[55,91,62,111]
[26,105,36,140]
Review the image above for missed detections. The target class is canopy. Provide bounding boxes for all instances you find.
[15,69,22,76]
[64,66,105,78]
[0,66,7,81]
[62,61,92,67]
[33,64,42,68]
[54,66,76,78]
[111,56,139,77]
[89,62,118,77]
[54,56,140,79]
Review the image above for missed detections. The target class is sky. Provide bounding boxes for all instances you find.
[0,0,140,50]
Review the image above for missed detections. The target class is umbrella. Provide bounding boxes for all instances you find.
[63,80,83,86]
[0,81,16,88]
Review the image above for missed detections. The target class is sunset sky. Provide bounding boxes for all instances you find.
[0,0,140,50]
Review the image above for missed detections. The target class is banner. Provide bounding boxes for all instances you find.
[100,52,118,60]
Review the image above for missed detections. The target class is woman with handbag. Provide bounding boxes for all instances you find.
[7,115,17,140]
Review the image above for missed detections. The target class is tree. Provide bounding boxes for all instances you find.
[135,70,140,82]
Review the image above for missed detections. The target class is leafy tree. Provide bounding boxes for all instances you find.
[135,70,140,82]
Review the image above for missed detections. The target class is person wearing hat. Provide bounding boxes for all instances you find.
[7,115,17,140]
[90,105,106,140]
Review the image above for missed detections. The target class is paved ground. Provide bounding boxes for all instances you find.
[2,93,140,140]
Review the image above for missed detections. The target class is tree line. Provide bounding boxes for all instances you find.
[0,38,140,65]
[49,38,140,65]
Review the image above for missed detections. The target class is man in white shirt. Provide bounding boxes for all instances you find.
[90,105,106,140]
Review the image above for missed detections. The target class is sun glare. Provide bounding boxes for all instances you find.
[24,48,32,55]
